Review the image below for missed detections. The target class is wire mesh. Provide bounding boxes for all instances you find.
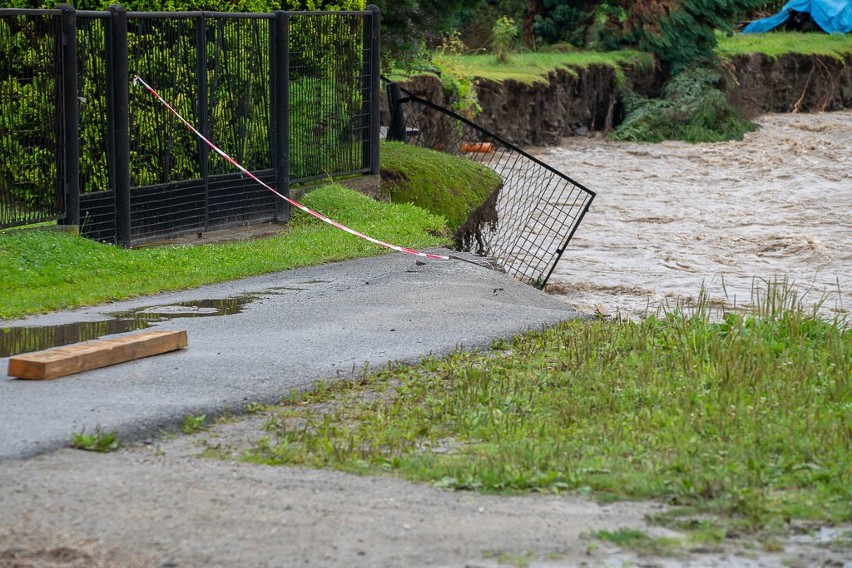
[289,13,371,183]
[0,11,63,228]
[129,15,202,187]
[207,16,272,176]
[394,92,595,288]
[77,14,109,196]
[1,8,379,242]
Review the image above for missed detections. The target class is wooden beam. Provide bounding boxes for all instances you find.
[7,330,188,380]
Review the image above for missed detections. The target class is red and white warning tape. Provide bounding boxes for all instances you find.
[132,75,451,261]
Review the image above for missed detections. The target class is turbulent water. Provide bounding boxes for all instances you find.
[534,111,851,320]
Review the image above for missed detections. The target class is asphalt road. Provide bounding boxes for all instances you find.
[0,250,578,461]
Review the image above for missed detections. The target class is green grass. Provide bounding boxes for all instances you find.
[380,141,501,230]
[0,183,448,319]
[593,528,681,556]
[69,426,121,452]
[427,50,652,86]
[181,414,208,434]
[247,283,850,533]
[717,31,852,60]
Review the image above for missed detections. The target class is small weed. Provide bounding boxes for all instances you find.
[181,414,207,434]
[593,528,681,556]
[245,402,267,415]
[492,16,519,64]
[69,426,120,452]
[482,549,535,567]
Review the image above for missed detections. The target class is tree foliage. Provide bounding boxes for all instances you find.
[373,0,471,68]
[621,0,764,73]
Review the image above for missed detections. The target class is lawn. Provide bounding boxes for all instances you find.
[247,283,850,537]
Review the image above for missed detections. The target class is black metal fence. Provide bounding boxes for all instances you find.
[387,84,595,288]
[0,5,380,245]
[0,10,65,228]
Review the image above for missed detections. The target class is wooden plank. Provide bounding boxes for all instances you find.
[7,330,188,380]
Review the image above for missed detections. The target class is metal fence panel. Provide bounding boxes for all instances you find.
[392,90,595,288]
[288,12,372,184]
[1,6,381,244]
[0,10,64,228]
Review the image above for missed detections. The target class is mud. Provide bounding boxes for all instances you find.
[539,111,851,320]
[726,53,852,118]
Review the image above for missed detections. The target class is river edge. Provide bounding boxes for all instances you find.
[389,52,852,147]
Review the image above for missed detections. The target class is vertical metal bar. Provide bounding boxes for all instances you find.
[360,6,381,175]
[196,14,209,231]
[59,3,79,227]
[107,5,130,247]
[273,11,290,223]
[386,82,406,142]
[368,5,380,175]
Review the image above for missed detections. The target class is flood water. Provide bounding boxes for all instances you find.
[535,111,851,320]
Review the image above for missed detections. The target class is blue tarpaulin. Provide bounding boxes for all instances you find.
[743,0,852,33]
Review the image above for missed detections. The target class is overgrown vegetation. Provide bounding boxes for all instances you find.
[612,66,756,143]
[0,182,448,319]
[246,283,850,533]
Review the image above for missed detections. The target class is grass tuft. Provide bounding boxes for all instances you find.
[69,426,121,452]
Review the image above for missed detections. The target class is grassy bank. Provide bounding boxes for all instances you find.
[430,50,652,86]
[245,284,850,537]
[380,141,501,230]
[717,31,852,60]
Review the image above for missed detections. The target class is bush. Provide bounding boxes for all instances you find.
[611,66,757,143]
[491,15,518,64]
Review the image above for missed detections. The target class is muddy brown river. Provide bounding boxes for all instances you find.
[535,111,851,320]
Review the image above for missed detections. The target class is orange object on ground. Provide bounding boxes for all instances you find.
[461,142,495,153]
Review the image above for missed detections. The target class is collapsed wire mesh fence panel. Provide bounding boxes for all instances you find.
[393,91,595,288]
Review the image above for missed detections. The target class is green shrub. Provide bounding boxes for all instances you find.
[612,66,756,143]
[491,15,517,64]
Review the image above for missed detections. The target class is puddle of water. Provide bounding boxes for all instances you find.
[1,296,257,358]
[0,319,150,359]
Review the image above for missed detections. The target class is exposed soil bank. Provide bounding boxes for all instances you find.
[393,53,851,146]
[726,52,852,118]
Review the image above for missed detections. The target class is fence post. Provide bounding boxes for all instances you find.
[272,11,290,223]
[364,5,380,176]
[106,5,130,247]
[195,14,209,231]
[59,3,80,228]
[386,82,407,142]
